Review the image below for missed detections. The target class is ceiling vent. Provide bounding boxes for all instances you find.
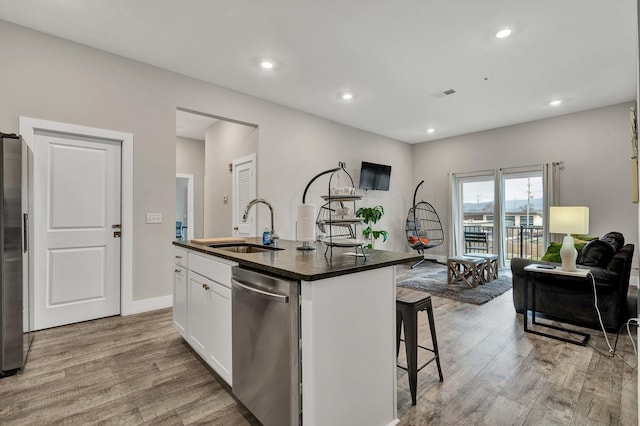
[431,89,457,98]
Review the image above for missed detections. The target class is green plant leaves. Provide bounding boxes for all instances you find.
[356,205,388,246]
[356,205,384,224]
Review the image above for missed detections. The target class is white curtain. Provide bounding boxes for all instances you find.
[448,173,459,256]
[543,161,563,244]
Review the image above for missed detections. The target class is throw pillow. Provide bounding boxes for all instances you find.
[408,235,429,245]
[600,232,624,252]
[540,241,588,263]
[577,239,616,267]
[540,242,562,262]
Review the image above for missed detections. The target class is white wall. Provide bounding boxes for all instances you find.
[0,21,413,304]
[412,102,639,265]
[176,136,205,238]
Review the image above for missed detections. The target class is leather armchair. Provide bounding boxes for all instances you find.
[511,234,634,332]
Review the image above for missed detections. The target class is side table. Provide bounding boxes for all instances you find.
[523,264,590,346]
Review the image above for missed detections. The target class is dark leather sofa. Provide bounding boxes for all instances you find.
[511,232,634,332]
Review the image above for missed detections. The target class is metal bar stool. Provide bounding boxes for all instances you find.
[396,287,444,405]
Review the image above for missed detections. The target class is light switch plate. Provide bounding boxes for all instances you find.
[146,212,163,224]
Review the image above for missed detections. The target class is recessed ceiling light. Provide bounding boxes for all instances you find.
[549,99,562,106]
[495,28,512,39]
[427,128,435,134]
[260,60,275,70]
[339,92,354,101]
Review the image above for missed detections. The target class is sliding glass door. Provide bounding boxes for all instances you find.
[500,167,545,263]
[451,165,546,268]
[451,171,497,256]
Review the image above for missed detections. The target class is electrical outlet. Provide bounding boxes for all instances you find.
[146,212,163,224]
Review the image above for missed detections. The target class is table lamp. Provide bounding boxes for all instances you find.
[549,206,589,272]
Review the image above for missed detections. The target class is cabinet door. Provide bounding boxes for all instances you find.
[173,265,188,338]
[188,271,213,357]
[209,282,232,385]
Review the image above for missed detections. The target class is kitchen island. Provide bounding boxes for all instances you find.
[173,238,421,426]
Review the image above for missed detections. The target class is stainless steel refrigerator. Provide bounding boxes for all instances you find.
[0,132,31,376]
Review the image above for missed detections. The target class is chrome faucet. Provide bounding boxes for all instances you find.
[242,198,279,245]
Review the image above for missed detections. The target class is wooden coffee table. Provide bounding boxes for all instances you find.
[447,256,485,287]
[464,253,498,282]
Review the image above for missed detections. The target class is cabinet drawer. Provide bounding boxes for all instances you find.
[174,248,188,268]
[188,252,238,287]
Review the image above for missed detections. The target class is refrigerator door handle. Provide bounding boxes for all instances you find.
[23,213,28,253]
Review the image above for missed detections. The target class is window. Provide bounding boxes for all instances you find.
[451,165,547,267]
[519,215,534,226]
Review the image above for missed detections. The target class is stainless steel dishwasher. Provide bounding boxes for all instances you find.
[231,267,300,426]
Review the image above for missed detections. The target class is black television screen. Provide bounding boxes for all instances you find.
[359,161,391,191]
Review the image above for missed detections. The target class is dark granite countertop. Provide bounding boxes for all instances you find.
[173,237,422,281]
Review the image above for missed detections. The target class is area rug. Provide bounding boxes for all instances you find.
[397,270,513,305]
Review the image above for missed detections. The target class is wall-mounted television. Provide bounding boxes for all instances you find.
[358,161,391,191]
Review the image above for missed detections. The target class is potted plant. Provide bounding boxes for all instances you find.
[356,205,389,249]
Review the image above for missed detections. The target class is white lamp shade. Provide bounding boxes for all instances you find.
[549,206,589,235]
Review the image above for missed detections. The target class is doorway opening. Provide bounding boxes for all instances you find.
[176,108,258,239]
[176,174,194,241]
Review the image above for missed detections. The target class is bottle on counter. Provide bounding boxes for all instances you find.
[262,226,272,245]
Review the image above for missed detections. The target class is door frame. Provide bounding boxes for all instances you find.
[176,173,194,241]
[19,117,135,315]
[498,165,545,266]
[450,169,498,257]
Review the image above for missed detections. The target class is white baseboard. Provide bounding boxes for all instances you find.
[122,294,173,316]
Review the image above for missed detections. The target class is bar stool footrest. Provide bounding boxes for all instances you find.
[397,339,440,374]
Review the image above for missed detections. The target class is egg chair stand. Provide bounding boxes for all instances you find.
[406,180,445,268]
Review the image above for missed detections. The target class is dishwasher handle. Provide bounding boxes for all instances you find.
[231,278,289,303]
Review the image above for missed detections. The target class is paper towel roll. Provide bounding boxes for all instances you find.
[296,203,316,241]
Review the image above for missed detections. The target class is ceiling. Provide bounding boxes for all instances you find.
[175,110,218,141]
[0,0,636,143]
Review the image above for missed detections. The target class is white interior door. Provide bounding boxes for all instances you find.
[33,130,121,330]
[232,153,256,237]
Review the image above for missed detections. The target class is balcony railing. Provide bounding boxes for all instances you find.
[463,224,544,260]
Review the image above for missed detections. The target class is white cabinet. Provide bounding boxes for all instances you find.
[173,265,188,337]
[209,281,232,382]
[187,271,213,356]
[173,248,188,338]
[172,248,236,385]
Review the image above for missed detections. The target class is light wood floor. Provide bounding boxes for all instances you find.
[0,263,636,425]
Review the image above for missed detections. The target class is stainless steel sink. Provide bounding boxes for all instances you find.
[208,243,283,253]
